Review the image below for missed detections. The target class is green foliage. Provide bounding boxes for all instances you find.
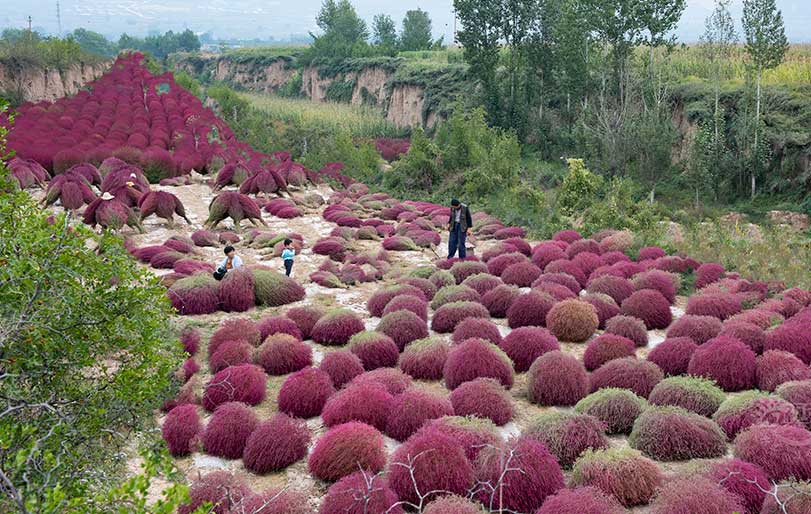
[557,158,604,216]
[0,31,99,70]
[173,70,202,99]
[324,79,356,103]
[118,29,200,60]
[207,82,251,123]
[385,127,441,191]
[278,71,303,98]
[372,14,399,54]
[399,9,434,52]
[71,28,118,58]
[303,0,371,64]
[743,0,789,73]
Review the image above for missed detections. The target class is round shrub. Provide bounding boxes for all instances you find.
[443,338,514,390]
[277,367,335,418]
[706,458,770,514]
[686,293,743,320]
[590,357,663,398]
[308,422,387,482]
[162,404,201,457]
[321,382,394,431]
[666,315,723,344]
[256,315,302,341]
[582,293,620,329]
[419,416,500,463]
[217,267,255,312]
[429,269,456,289]
[450,260,489,284]
[423,496,484,514]
[286,305,325,340]
[583,334,636,371]
[167,274,220,315]
[388,427,474,506]
[764,324,811,364]
[760,481,811,514]
[778,380,811,430]
[695,262,725,289]
[180,327,200,356]
[720,320,766,354]
[350,368,412,395]
[757,350,811,392]
[629,406,727,460]
[532,242,567,269]
[648,376,725,417]
[178,471,250,514]
[587,275,635,305]
[729,308,785,330]
[202,364,267,412]
[604,315,648,347]
[481,284,520,318]
[620,289,672,330]
[208,339,253,374]
[534,272,581,295]
[431,285,481,310]
[524,411,609,468]
[243,413,310,474]
[449,378,514,426]
[252,268,306,306]
[376,309,429,351]
[201,402,259,459]
[546,299,599,342]
[385,387,454,441]
[399,337,450,380]
[487,252,528,276]
[638,246,666,260]
[474,437,565,512]
[320,350,365,388]
[254,334,312,375]
[499,326,559,372]
[431,301,490,333]
[571,447,663,507]
[234,488,310,514]
[536,486,625,514]
[320,471,402,514]
[461,273,502,297]
[649,477,744,514]
[382,294,428,321]
[367,284,426,317]
[533,282,578,302]
[527,350,589,406]
[501,261,542,287]
[401,276,438,300]
[574,388,647,434]
[348,331,399,370]
[712,391,772,439]
[688,335,757,391]
[452,317,502,345]
[646,337,698,376]
[209,318,262,356]
[312,309,365,346]
[506,290,556,329]
[733,423,811,481]
[545,259,587,287]
[632,269,678,304]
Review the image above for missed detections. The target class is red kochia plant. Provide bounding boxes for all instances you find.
[546,299,600,342]
[583,334,636,371]
[277,367,335,418]
[452,317,503,345]
[217,267,255,312]
[423,496,483,514]
[138,190,190,226]
[320,350,365,388]
[350,368,413,395]
[590,357,663,398]
[487,252,529,277]
[570,448,663,507]
[534,279,579,301]
[646,337,698,376]
[506,290,556,329]
[209,318,262,357]
[382,294,428,321]
[620,289,672,330]
[461,273,503,297]
[286,305,325,340]
[706,458,771,514]
[168,274,221,315]
[162,404,201,457]
[777,380,811,430]
[385,387,454,441]
[524,411,610,468]
[527,350,589,406]
[367,284,426,317]
[232,488,310,514]
[242,413,311,474]
[574,388,647,435]
[688,335,757,391]
[629,406,727,460]
[733,423,811,481]
[481,284,520,318]
[202,364,267,412]
[254,333,312,375]
[399,337,450,380]
[178,471,250,514]
[311,309,365,346]
[498,326,559,372]
[604,315,648,347]
[696,262,726,289]
[449,260,489,284]
[449,378,514,426]
[647,376,725,417]
[686,292,743,320]
[586,275,636,305]
[545,259,588,287]
[536,487,625,514]
[206,191,266,230]
[649,477,745,514]
[180,327,200,355]
[191,229,219,247]
[201,401,259,459]
[764,323,811,364]
[376,310,428,351]
[531,243,567,269]
[632,269,678,303]
[308,422,387,482]
[208,339,253,374]
[501,261,542,287]
[321,382,394,431]
[256,315,302,341]
[582,293,620,329]
[443,338,514,390]
[348,331,399,370]
[757,350,811,392]
[666,315,723,344]
[475,437,565,513]
[431,301,490,333]
[720,320,766,354]
[320,471,403,514]
[388,428,474,507]
[534,272,581,295]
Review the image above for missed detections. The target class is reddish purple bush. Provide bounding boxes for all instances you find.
[764,323,811,364]
[385,387,454,441]
[277,367,335,418]
[233,488,310,514]
[587,275,636,305]
[475,437,565,512]
[243,413,311,474]
[553,229,582,244]
[524,411,610,468]
[501,261,542,287]
[209,339,253,374]
[583,334,636,371]
[759,480,811,514]
[376,309,429,351]
[638,246,666,260]
[632,270,678,304]
[431,285,481,310]
[443,338,514,390]
[202,364,267,412]
[688,335,757,391]
[308,422,387,482]
[461,273,503,297]
[167,274,220,315]
[450,260,489,284]
[629,406,727,460]
[256,315,302,341]
[350,368,412,395]
[757,350,811,392]
[706,458,770,514]
[312,309,365,346]
[777,380,811,430]
[209,318,262,356]
[201,401,259,459]
[321,382,394,430]
[620,289,672,330]
[648,375,725,417]
[423,496,482,514]
[178,471,250,514]
[382,294,428,321]
[399,337,450,380]
[506,290,556,329]
[286,305,325,340]
[545,259,588,287]
[666,315,723,344]
[528,350,589,406]
[571,448,663,507]
[582,293,620,329]
[720,320,766,354]
[367,284,426,317]
[649,477,745,514]
[487,252,528,276]
[431,301,490,333]
[162,404,201,457]
[449,378,514,426]
[320,471,402,514]
[733,423,811,481]
[532,243,567,269]
[604,315,648,347]
[537,486,625,514]
[590,357,663,398]
[534,272,582,295]
[348,331,399,370]
[452,317,502,345]
[574,388,647,434]
[320,350,365,388]
[696,263,725,289]
[481,284,520,318]
[400,277,438,301]
[498,326,559,372]
[686,293,743,320]
[546,299,600,342]
[418,416,500,463]
[254,333,312,375]
[180,327,200,355]
[646,337,699,376]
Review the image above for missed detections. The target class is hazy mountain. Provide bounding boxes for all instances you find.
[3,0,810,44]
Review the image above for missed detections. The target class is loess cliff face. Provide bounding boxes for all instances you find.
[0,60,111,103]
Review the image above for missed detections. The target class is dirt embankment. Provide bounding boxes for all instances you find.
[0,60,111,103]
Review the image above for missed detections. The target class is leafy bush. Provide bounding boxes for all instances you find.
[648,477,745,514]
[385,387,453,441]
[583,334,636,371]
[666,315,723,344]
[646,337,699,376]
[201,401,259,459]
[527,350,589,406]
[312,309,365,346]
[322,382,394,431]
[452,317,503,345]
[277,367,336,419]
[449,378,513,426]
[647,376,726,417]
[575,388,647,434]
[629,406,727,461]
[243,414,311,474]
[506,290,556,329]
[604,315,649,347]
[557,158,604,216]
[348,331,400,370]
[757,350,811,392]
[443,338,514,390]
[688,335,757,391]
[498,326,559,372]
[733,423,811,481]
[350,368,413,395]
[376,309,429,350]
[162,404,201,457]
[590,357,664,398]
[571,448,663,507]
[308,422,387,482]
[202,364,267,411]
[320,350,365,388]
[524,411,609,468]
[287,305,327,339]
[255,333,312,375]
[620,289,672,330]
[399,337,450,380]
[431,301,490,333]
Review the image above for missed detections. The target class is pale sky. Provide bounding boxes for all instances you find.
[3,0,810,43]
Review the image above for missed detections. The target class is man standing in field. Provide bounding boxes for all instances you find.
[448,198,473,259]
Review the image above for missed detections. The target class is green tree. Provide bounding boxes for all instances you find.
[372,14,398,52]
[71,28,117,58]
[306,0,370,62]
[742,0,788,198]
[399,9,433,51]
[684,123,714,207]
[385,127,441,192]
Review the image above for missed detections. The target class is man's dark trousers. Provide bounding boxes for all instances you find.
[448,223,467,259]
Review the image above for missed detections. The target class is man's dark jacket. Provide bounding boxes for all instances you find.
[449,203,473,232]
